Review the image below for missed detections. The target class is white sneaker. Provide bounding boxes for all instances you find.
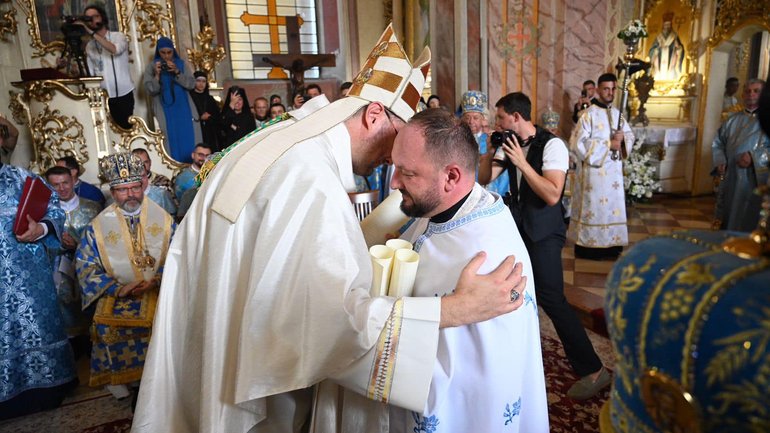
[106,384,131,399]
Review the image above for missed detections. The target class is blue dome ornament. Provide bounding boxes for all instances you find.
[602,186,770,432]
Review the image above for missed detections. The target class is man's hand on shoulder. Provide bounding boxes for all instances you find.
[439,252,526,328]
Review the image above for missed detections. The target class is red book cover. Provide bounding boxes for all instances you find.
[13,176,51,236]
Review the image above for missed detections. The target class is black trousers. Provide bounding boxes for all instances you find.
[108,91,135,130]
[522,226,603,377]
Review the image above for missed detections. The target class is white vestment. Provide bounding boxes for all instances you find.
[387,185,548,433]
[131,96,441,433]
[568,104,635,248]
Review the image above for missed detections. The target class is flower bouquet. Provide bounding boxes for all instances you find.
[617,19,648,43]
[623,148,661,202]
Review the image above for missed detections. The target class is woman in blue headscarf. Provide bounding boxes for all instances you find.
[143,37,201,163]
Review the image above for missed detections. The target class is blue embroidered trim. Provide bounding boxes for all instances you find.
[412,412,440,433]
[503,397,522,425]
[413,199,506,251]
[524,290,535,308]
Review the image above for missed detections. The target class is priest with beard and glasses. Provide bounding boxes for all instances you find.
[386,108,549,433]
[131,25,528,433]
[76,153,175,400]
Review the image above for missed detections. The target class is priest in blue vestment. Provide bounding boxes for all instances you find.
[0,163,77,420]
[712,78,769,231]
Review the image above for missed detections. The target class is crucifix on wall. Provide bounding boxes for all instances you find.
[240,5,335,95]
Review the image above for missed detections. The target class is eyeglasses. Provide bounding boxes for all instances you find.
[112,185,143,195]
[383,109,402,133]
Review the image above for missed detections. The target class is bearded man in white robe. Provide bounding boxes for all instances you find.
[389,109,549,432]
[131,25,527,433]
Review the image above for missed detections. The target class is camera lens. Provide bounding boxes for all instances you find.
[490,131,504,148]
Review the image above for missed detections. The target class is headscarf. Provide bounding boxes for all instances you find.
[154,36,195,162]
[222,86,249,115]
[154,37,186,107]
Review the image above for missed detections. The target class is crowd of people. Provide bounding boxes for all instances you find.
[1,15,769,433]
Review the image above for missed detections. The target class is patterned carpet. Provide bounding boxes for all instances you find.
[540,313,615,433]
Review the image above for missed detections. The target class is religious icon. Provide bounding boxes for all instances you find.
[647,12,685,81]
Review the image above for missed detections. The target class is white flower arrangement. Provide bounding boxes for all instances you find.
[623,132,661,201]
[617,19,649,42]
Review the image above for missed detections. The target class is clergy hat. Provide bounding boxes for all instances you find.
[347,24,431,122]
[99,152,145,187]
[461,90,488,115]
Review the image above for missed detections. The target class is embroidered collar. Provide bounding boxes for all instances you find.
[430,190,472,224]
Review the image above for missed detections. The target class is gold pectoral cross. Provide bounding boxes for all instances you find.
[240,4,305,79]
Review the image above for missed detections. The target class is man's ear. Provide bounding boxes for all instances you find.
[363,102,386,130]
[444,164,462,192]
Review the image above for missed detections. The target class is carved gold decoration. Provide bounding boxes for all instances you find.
[186,24,226,81]
[640,369,702,433]
[649,72,697,97]
[708,0,770,48]
[9,90,28,125]
[122,0,177,47]
[641,0,697,20]
[0,0,17,41]
[113,115,185,173]
[29,105,89,173]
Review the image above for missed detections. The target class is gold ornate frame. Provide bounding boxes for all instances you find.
[10,79,94,173]
[116,0,177,47]
[640,0,698,93]
[113,115,186,173]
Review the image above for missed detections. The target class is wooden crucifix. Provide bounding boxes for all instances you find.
[240,7,335,96]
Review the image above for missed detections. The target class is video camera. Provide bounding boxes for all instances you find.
[63,15,93,24]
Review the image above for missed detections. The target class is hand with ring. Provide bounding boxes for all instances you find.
[510,289,520,303]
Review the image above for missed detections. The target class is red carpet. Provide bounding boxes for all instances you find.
[543,334,610,433]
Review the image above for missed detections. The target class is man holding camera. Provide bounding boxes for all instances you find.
[479,92,609,400]
[79,5,135,130]
[572,80,597,123]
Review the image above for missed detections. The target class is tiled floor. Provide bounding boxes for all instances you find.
[564,194,716,332]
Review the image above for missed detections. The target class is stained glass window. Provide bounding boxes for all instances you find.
[225,0,319,79]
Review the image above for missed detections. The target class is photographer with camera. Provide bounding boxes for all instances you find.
[143,37,201,163]
[479,92,610,400]
[74,5,135,130]
[0,113,19,164]
[571,80,597,123]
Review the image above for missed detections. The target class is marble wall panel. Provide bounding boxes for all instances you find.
[467,0,482,94]
[433,0,456,106]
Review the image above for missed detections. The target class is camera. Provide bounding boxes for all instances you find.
[579,90,590,110]
[63,15,93,24]
[160,63,170,72]
[490,130,515,148]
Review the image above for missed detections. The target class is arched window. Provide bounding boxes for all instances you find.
[225,0,319,79]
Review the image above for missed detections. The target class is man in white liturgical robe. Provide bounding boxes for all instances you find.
[386,109,548,433]
[569,73,635,259]
[131,25,527,433]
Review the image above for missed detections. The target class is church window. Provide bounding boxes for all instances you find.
[225,0,319,79]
